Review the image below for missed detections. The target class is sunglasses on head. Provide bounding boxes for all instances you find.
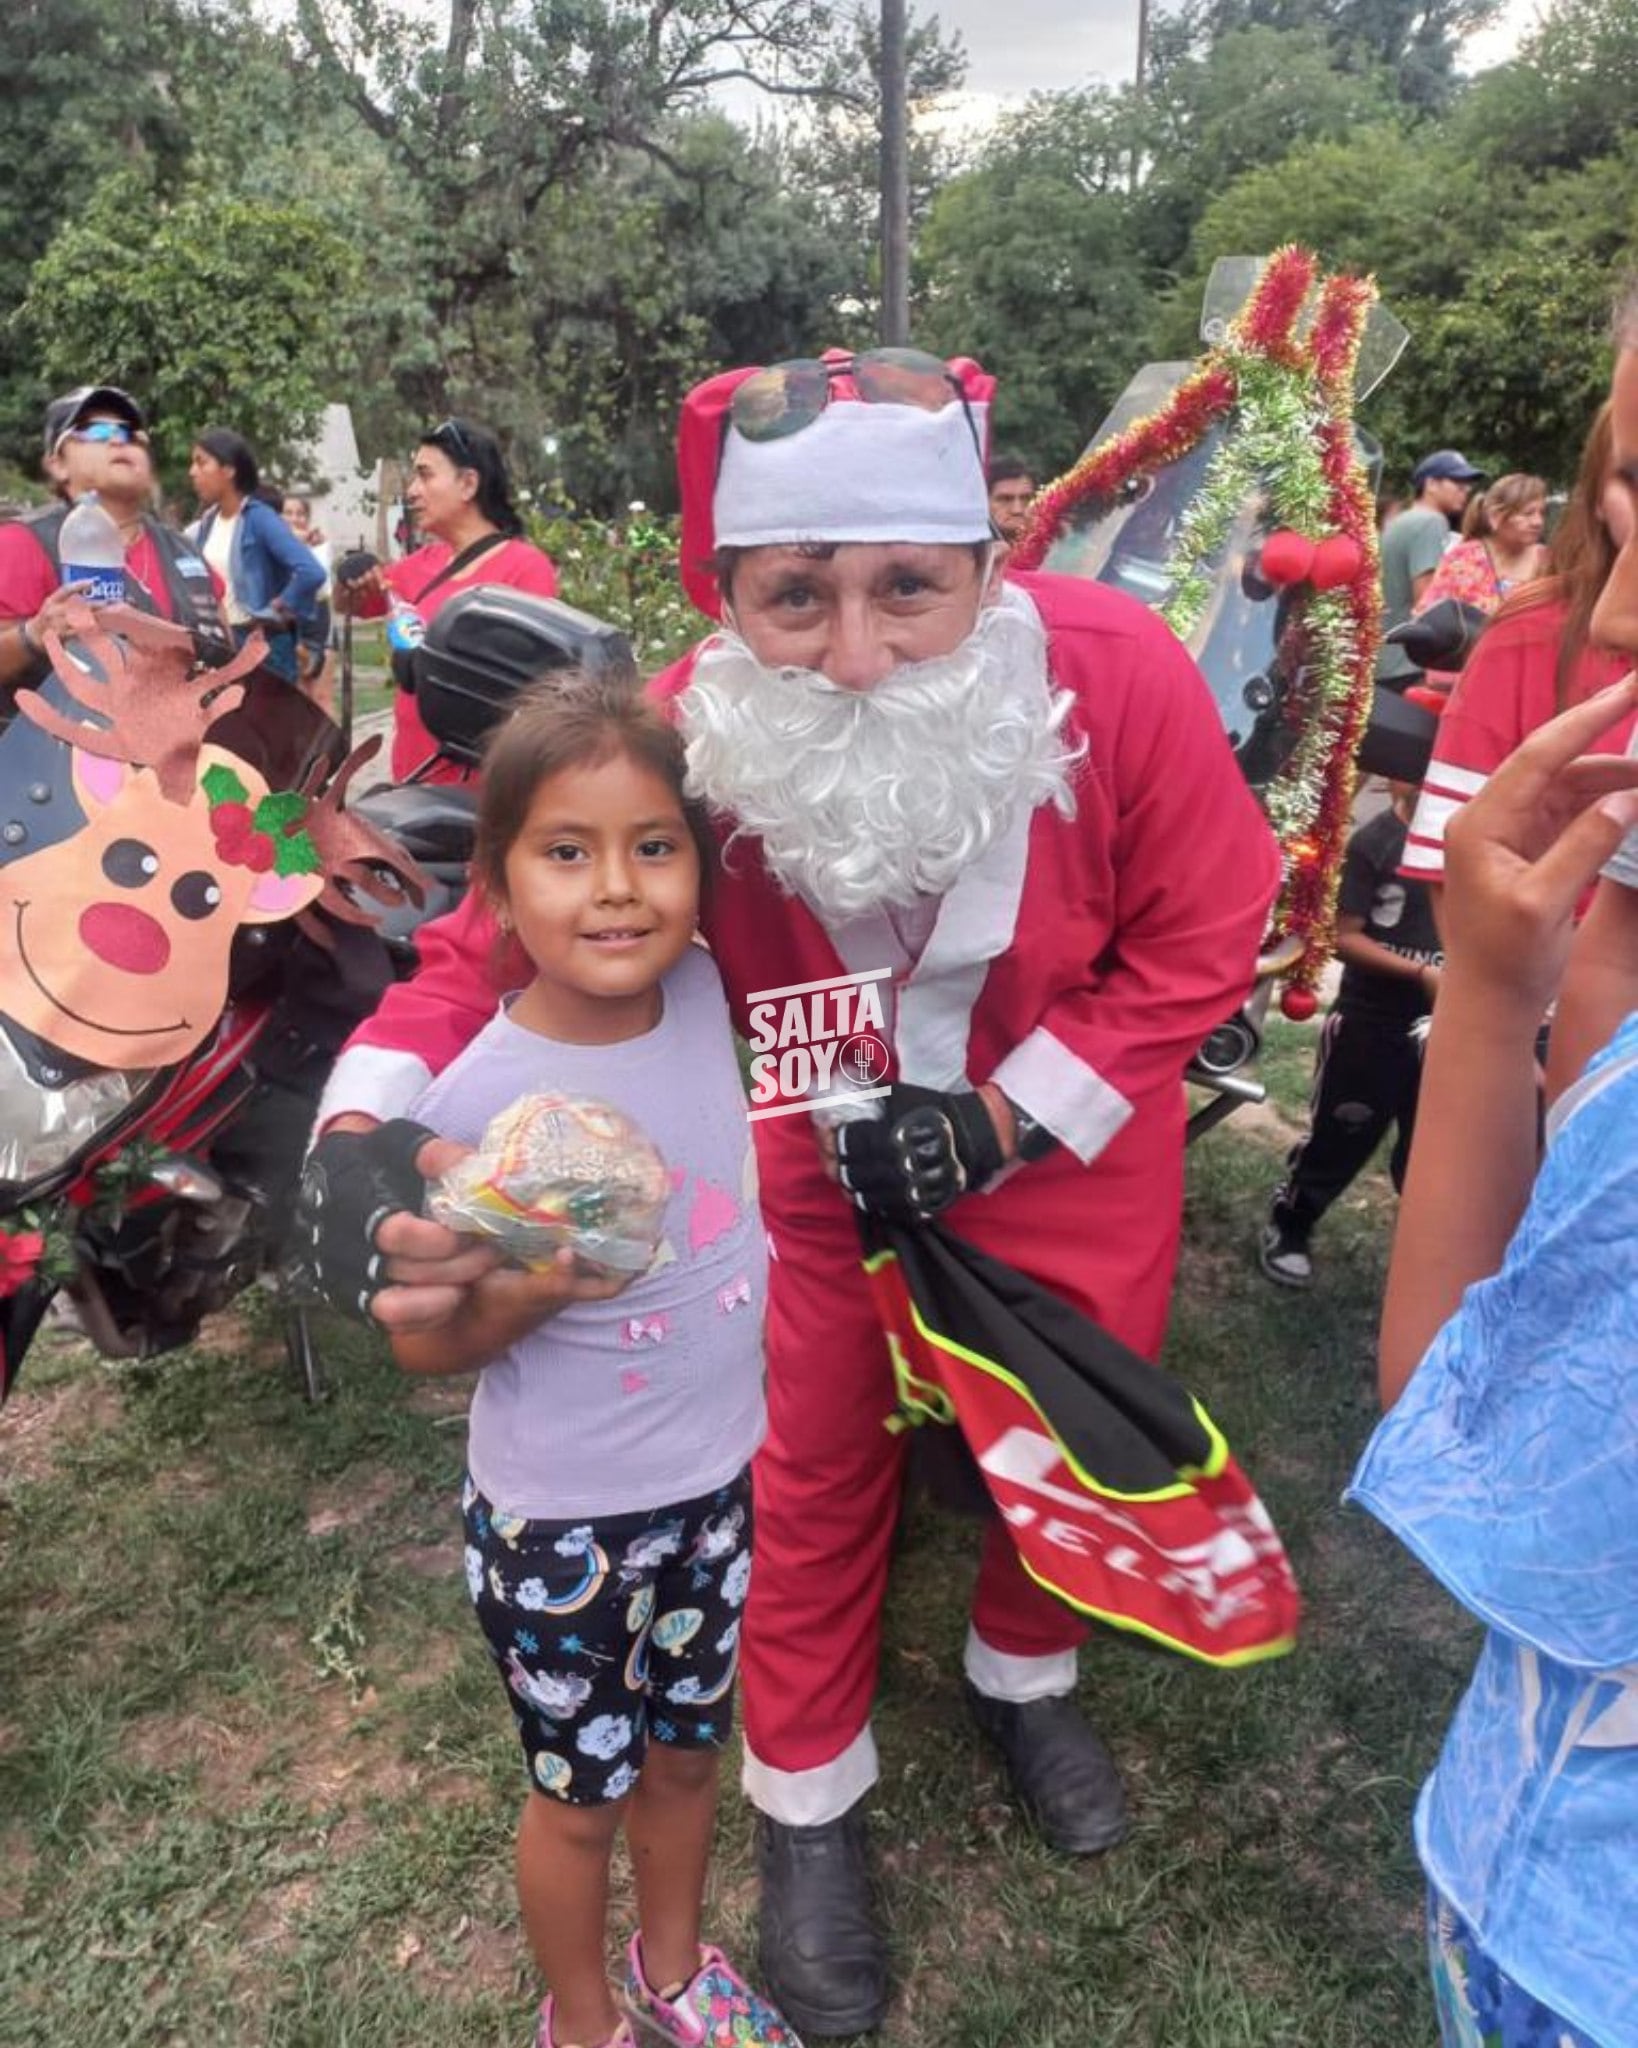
[427,417,475,465]
[729,348,973,445]
[63,419,142,449]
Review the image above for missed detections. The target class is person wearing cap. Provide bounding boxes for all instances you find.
[297,348,1281,2038]
[1377,449,1486,688]
[0,384,229,706]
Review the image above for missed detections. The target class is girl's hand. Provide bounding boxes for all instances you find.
[477,1249,637,1321]
[1440,673,1638,1023]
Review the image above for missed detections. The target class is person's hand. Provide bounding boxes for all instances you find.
[333,564,386,614]
[1440,672,1638,1023]
[831,1083,1011,1224]
[1417,962,1442,1002]
[367,1135,507,1331]
[294,1121,503,1330]
[27,582,98,643]
[470,1249,637,1323]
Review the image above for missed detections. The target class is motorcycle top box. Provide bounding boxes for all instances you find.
[413,587,636,767]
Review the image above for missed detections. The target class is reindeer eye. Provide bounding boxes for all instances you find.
[171,871,222,921]
[103,838,160,888]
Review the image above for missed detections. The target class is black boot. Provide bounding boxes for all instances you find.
[756,1795,889,2037]
[964,1681,1129,1855]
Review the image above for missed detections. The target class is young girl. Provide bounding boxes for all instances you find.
[393,671,798,2048]
[1355,675,1638,2046]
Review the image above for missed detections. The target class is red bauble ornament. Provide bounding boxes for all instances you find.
[1280,985,1319,1022]
[1309,534,1365,590]
[1259,529,1315,587]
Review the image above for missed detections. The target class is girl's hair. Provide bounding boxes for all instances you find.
[1495,406,1615,708]
[473,665,714,908]
[194,426,259,497]
[420,418,523,536]
[1461,471,1546,542]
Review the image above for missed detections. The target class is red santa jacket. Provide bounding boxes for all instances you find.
[320,573,1278,1343]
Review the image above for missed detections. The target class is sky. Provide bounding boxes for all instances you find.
[919,0,1544,127]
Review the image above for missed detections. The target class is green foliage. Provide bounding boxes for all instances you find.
[0,1116,1460,2044]
[19,168,358,483]
[529,505,702,667]
[1174,0,1638,485]
[918,94,1154,471]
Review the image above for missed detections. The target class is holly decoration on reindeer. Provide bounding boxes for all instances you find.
[1012,247,1398,1008]
[2,601,423,1073]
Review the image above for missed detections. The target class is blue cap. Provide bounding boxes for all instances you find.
[1412,448,1485,488]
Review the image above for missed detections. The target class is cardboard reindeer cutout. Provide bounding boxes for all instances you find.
[3,602,422,1072]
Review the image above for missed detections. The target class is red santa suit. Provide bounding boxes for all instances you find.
[317,566,1280,1822]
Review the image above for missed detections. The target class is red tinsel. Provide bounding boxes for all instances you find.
[1007,245,1383,1001]
[1011,363,1237,573]
[1236,245,1317,369]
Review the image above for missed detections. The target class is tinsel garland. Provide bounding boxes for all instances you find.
[1011,246,1381,993]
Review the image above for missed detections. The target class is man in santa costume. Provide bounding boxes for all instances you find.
[302,349,1280,2037]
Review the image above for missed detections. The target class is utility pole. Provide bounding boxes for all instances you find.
[879,0,910,345]
[1135,0,1150,99]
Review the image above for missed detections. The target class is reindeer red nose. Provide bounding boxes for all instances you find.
[79,902,172,975]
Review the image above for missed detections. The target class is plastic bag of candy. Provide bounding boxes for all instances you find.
[428,1092,671,1276]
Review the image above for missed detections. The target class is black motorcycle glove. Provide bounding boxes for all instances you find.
[833,1084,1007,1226]
[292,1120,437,1320]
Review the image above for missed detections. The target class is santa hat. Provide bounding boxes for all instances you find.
[676,351,996,619]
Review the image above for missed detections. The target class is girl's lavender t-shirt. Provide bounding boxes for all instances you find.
[410,944,767,1520]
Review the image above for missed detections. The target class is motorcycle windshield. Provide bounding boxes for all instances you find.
[1041,399,1292,787]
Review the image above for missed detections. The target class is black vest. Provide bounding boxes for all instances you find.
[10,503,234,687]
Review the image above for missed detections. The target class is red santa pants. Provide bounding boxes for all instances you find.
[739,1111,1182,1825]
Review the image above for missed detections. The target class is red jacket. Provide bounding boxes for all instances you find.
[320,573,1278,1344]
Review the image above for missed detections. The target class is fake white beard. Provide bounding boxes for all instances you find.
[679,586,1082,921]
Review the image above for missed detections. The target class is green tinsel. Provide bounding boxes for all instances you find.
[1153,341,1368,974]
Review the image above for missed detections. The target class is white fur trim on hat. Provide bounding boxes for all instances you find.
[714,396,991,548]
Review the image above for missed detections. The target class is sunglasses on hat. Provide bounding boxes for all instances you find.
[58,419,144,451]
[729,348,974,444]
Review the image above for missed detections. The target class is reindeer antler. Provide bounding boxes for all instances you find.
[16,602,264,804]
[292,735,430,950]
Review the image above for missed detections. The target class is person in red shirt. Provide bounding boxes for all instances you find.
[334,418,558,784]
[300,351,1280,2038]
[1403,403,1632,896]
[0,384,228,714]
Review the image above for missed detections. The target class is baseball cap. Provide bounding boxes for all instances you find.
[42,384,146,456]
[1411,448,1485,488]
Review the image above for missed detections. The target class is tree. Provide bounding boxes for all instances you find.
[290,0,840,415]
[518,114,852,508]
[20,170,358,482]
[917,91,1155,472]
[0,0,203,466]
[1146,0,1501,113]
[785,2,968,335]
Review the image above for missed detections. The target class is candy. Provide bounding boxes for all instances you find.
[428,1093,671,1276]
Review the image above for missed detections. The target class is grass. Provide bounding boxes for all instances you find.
[0,1024,1468,2047]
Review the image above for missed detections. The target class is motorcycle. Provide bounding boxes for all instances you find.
[0,590,629,1400]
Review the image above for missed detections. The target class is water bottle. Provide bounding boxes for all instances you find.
[59,491,126,605]
[385,591,426,657]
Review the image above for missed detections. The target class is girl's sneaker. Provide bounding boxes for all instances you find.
[534,1994,638,2048]
[622,1934,804,2047]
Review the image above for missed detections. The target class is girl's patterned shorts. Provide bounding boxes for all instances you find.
[461,1467,752,1806]
[1427,1887,1600,2047]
